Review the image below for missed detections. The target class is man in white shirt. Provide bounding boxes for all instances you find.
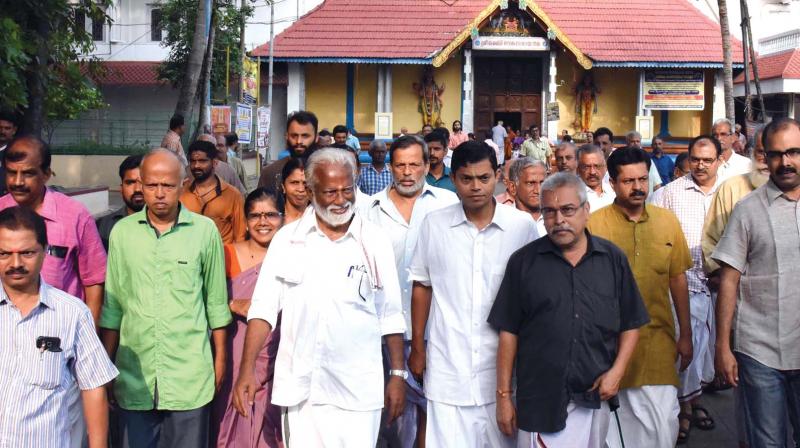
[492,120,507,158]
[234,148,407,446]
[361,134,458,448]
[712,118,751,182]
[506,156,547,235]
[408,140,539,447]
[578,144,615,212]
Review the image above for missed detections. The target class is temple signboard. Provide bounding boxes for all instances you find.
[473,36,549,51]
[642,70,705,110]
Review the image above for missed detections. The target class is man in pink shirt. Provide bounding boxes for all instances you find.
[0,136,106,320]
[448,120,469,149]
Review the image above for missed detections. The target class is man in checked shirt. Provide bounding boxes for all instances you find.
[0,206,117,447]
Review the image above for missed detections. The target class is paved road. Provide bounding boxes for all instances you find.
[681,389,738,447]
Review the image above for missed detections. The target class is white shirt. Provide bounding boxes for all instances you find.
[249,208,405,411]
[717,151,752,183]
[408,203,539,406]
[443,149,453,169]
[360,184,459,339]
[586,181,616,213]
[485,139,503,165]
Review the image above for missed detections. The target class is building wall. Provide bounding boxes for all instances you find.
[305,63,347,130]
[353,65,378,133]
[390,54,462,134]
[651,69,715,138]
[85,0,169,61]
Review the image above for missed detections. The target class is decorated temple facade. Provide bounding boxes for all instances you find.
[252,0,743,155]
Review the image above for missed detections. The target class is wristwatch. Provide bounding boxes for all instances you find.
[389,369,409,380]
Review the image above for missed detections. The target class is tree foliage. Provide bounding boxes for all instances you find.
[158,0,253,99]
[0,0,109,135]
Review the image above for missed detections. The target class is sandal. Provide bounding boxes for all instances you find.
[677,412,693,444]
[692,405,716,430]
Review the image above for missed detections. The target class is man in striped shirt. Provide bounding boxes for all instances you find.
[0,206,118,447]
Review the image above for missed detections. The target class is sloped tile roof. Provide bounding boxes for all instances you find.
[734,49,800,83]
[87,61,163,86]
[252,0,743,65]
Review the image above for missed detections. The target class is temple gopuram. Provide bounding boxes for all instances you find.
[252,0,743,154]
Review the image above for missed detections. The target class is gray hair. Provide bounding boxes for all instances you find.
[712,118,734,133]
[305,147,358,190]
[541,172,588,205]
[389,134,429,163]
[626,130,642,141]
[509,157,546,183]
[577,143,603,159]
[369,139,387,152]
[141,147,187,179]
[555,141,577,154]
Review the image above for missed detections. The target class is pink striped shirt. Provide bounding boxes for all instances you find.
[0,189,107,299]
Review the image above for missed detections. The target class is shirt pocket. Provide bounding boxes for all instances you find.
[165,259,200,316]
[590,291,620,333]
[348,270,377,315]
[647,240,673,275]
[27,350,65,390]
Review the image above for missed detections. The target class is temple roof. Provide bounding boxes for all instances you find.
[251,0,744,68]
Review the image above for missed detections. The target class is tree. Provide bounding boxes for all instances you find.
[0,0,110,137]
[717,0,735,121]
[158,0,252,131]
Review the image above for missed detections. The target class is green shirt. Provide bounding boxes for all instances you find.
[100,206,231,411]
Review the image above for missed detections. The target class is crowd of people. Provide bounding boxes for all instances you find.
[0,106,798,448]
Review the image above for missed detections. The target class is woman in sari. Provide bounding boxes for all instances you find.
[212,188,285,447]
[280,157,309,223]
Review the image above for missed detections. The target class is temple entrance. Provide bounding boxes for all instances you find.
[474,56,543,138]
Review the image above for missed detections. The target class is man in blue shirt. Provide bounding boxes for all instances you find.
[650,136,675,185]
[359,140,393,195]
[424,131,456,192]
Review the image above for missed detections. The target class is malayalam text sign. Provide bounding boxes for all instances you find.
[473,36,549,51]
[643,70,705,111]
[235,103,253,144]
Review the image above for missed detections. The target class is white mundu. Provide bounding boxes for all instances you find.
[249,208,405,445]
[409,203,539,447]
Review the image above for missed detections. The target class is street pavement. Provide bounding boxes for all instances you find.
[681,389,737,447]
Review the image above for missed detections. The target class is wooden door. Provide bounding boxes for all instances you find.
[473,57,543,137]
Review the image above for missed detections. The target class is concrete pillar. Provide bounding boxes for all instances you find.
[287,62,306,113]
[385,65,392,113]
[462,49,474,133]
[546,50,558,142]
[377,66,385,113]
[711,69,726,123]
[788,93,796,119]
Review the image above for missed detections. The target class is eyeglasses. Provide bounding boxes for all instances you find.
[542,202,585,218]
[766,148,800,161]
[247,211,283,221]
[689,156,718,166]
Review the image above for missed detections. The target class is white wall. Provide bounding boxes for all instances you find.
[244,0,322,52]
[690,0,800,51]
[85,0,170,61]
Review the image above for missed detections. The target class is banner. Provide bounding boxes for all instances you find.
[256,106,270,151]
[235,103,253,144]
[643,70,705,111]
[241,57,259,105]
[210,106,231,134]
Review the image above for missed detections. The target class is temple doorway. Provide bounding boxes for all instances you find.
[474,56,543,139]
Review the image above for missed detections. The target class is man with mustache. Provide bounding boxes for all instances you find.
[96,155,144,251]
[236,148,405,446]
[490,172,648,447]
[578,144,616,212]
[507,157,547,235]
[257,111,318,191]
[180,140,246,244]
[653,135,723,440]
[0,206,118,448]
[101,148,231,447]
[0,135,108,447]
[713,117,800,448]
[408,141,538,447]
[424,131,456,192]
[448,120,468,150]
[362,134,458,447]
[588,147,694,447]
[555,141,578,174]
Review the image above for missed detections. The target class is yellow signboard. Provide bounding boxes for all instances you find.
[241,57,259,105]
[643,70,705,111]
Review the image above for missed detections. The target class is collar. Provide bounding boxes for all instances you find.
[367,164,387,174]
[609,202,651,223]
[0,279,53,309]
[369,182,438,209]
[765,179,794,205]
[135,204,193,227]
[35,188,58,222]
[680,173,715,193]
[449,200,511,231]
[293,206,365,242]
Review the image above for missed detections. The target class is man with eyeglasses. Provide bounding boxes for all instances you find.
[578,144,616,212]
[653,135,723,441]
[588,147,693,447]
[713,118,800,448]
[712,118,751,183]
[237,148,406,446]
[408,141,538,447]
[101,148,232,447]
[490,171,648,447]
[555,141,578,174]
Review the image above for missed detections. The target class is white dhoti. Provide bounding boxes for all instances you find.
[605,385,679,448]
[282,400,381,448]
[678,291,715,401]
[426,400,515,448]
[519,402,610,448]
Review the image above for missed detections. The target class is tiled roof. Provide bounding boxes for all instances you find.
[91,61,163,86]
[734,49,800,83]
[252,0,743,65]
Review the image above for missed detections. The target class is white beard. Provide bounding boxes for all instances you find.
[394,176,426,197]
[313,198,355,227]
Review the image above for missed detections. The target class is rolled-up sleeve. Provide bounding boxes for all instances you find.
[373,233,406,336]
[74,308,119,390]
[202,227,232,329]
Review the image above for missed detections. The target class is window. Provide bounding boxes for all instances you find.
[91,16,104,41]
[73,9,104,42]
[151,8,163,41]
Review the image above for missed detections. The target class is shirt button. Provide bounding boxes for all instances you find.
[574,313,579,319]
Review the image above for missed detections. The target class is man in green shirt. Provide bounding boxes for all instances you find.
[100,148,231,447]
[520,125,553,168]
